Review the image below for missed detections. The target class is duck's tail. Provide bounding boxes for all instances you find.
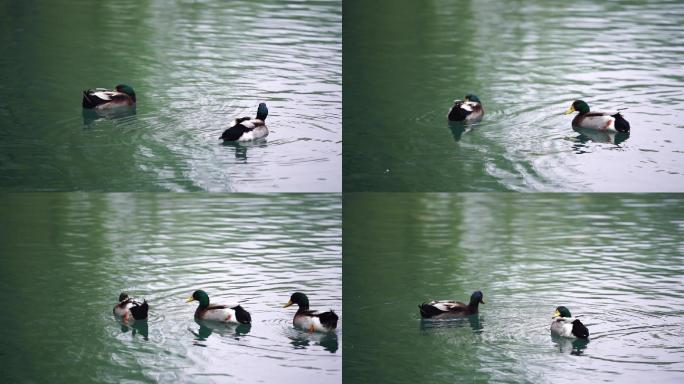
[612,112,630,133]
[82,90,97,109]
[130,300,149,320]
[319,310,339,329]
[233,305,252,324]
[418,303,442,318]
[571,319,589,339]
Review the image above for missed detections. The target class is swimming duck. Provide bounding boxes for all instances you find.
[448,94,484,122]
[186,289,251,324]
[550,306,589,339]
[284,292,338,332]
[419,290,485,319]
[220,103,269,141]
[564,100,630,132]
[82,84,136,109]
[113,292,149,322]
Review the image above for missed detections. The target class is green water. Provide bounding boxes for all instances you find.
[0,0,341,192]
[344,193,684,383]
[0,193,341,383]
[344,0,684,192]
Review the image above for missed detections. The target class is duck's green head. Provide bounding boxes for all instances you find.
[470,290,485,305]
[465,94,481,104]
[564,100,589,115]
[554,306,572,318]
[256,102,268,120]
[115,84,136,101]
[284,292,309,309]
[187,290,210,308]
[118,292,129,303]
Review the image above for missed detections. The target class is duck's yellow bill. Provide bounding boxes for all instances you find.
[481,299,486,304]
[553,309,561,318]
[283,300,293,308]
[564,106,575,115]
[186,296,195,302]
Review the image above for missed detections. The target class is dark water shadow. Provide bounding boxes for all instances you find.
[220,139,269,161]
[82,107,136,126]
[190,319,251,342]
[447,121,475,142]
[118,319,149,341]
[420,314,484,334]
[287,330,339,353]
[551,333,589,356]
[572,126,630,146]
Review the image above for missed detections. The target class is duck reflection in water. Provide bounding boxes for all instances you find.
[190,319,251,342]
[551,333,589,356]
[82,107,136,126]
[447,121,475,143]
[420,314,484,334]
[220,140,268,161]
[572,126,630,147]
[288,331,339,353]
[119,320,149,341]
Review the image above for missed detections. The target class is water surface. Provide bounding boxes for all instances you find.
[344,0,684,191]
[344,193,684,383]
[0,0,341,192]
[0,193,341,383]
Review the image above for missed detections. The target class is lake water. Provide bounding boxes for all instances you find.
[0,193,341,383]
[344,0,684,192]
[344,193,684,383]
[0,0,341,192]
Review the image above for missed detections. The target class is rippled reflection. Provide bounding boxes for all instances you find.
[119,320,150,341]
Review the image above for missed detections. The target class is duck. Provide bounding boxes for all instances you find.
[82,84,136,109]
[550,306,589,339]
[564,100,630,132]
[448,94,484,122]
[186,289,251,324]
[284,292,338,332]
[220,102,269,141]
[113,292,149,322]
[418,290,485,319]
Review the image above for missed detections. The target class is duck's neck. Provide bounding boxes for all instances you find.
[296,302,310,314]
[468,298,480,311]
[197,296,210,309]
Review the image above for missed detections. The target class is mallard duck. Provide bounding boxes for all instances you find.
[564,100,630,132]
[220,102,269,141]
[284,292,338,332]
[186,289,251,324]
[82,84,136,109]
[419,290,484,319]
[550,306,589,339]
[448,94,484,122]
[113,292,148,322]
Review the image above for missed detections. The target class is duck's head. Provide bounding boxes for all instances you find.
[564,100,589,115]
[256,102,268,120]
[465,94,481,104]
[118,292,129,303]
[284,292,309,310]
[470,290,485,306]
[115,84,136,102]
[186,289,210,307]
[553,306,572,318]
